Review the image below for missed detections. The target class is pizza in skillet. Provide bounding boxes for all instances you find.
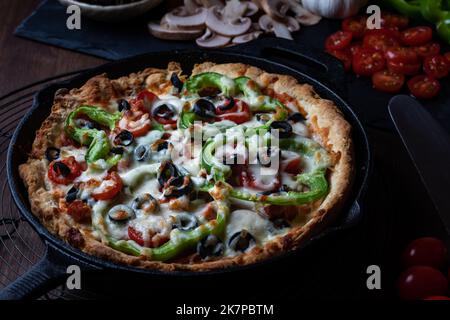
[19,62,353,271]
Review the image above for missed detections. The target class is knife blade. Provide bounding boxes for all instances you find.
[389,95,450,234]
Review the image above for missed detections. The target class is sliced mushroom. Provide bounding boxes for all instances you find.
[232,30,262,44]
[162,6,207,29]
[148,22,204,41]
[259,0,290,20]
[259,15,299,40]
[223,0,258,20]
[205,6,252,37]
[196,28,231,48]
[286,0,322,26]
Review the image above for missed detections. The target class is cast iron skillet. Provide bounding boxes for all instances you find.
[1,38,370,300]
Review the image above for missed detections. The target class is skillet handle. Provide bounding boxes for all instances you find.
[229,38,347,97]
[0,243,89,300]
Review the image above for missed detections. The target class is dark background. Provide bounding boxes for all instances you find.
[0,0,449,300]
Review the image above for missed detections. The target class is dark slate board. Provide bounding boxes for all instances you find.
[15,0,450,133]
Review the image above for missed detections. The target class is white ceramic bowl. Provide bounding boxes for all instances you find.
[58,0,164,22]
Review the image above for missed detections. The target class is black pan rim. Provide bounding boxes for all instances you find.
[6,48,371,277]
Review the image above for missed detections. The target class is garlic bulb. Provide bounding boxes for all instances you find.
[301,0,368,19]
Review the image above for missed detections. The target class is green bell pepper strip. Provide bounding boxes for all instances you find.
[201,137,232,181]
[178,111,197,129]
[65,105,122,163]
[184,72,237,96]
[437,13,450,44]
[383,0,423,20]
[234,76,288,120]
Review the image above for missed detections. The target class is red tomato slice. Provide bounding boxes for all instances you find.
[217,100,252,124]
[136,91,158,109]
[363,29,399,52]
[372,70,405,93]
[91,172,123,201]
[414,43,441,59]
[385,46,419,64]
[325,31,353,51]
[401,26,433,46]
[353,49,386,77]
[48,156,82,185]
[381,12,409,30]
[387,59,421,75]
[283,157,301,175]
[423,55,450,79]
[67,199,91,223]
[397,266,448,300]
[401,237,448,269]
[408,75,441,99]
[327,49,352,71]
[342,16,367,38]
[128,226,145,246]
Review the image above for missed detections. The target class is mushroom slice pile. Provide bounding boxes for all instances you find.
[149,0,322,48]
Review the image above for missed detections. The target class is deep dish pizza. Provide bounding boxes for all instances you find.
[19,62,353,271]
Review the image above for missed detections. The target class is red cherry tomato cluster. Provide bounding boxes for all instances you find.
[397,237,450,300]
[325,12,450,99]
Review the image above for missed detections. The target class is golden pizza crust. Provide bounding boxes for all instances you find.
[19,62,353,272]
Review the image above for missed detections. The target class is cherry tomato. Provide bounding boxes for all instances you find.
[48,156,82,185]
[372,70,405,93]
[401,26,433,46]
[349,42,363,57]
[397,266,448,300]
[353,49,386,77]
[401,237,448,269]
[381,12,409,30]
[67,199,91,223]
[283,157,301,175]
[414,43,441,59]
[128,226,145,246]
[217,100,252,124]
[387,59,421,75]
[423,55,450,79]
[445,52,450,65]
[408,75,441,99]
[423,296,450,300]
[327,49,352,71]
[91,171,123,201]
[363,29,399,52]
[385,46,419,64]
[325,31,353,51]
[342,16,367,38]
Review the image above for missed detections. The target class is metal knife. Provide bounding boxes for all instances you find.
[389,95,450,235]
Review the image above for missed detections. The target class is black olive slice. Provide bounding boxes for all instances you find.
[193,99,216,119]
[197,234,224,259]
[288,112,306,122]
[158,160,179,187]
[134,145,150,162]
[65,186,78,203]
[228,229,256,252]
[272,219,290,229]
[132,193,159,213]
[217,97,235,111]
[114,130,134,146]
[117,99,131,112]
[45,147,60,162]
[270,121,293,139]
[108,205,135,222]
[256,113,271,123]
[153,104,175,119]
[53,162,71,177]
[164,176,193,198]
[170,73,184,92]
[173,213,198,231]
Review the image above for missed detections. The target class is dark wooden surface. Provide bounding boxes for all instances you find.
[0,0,448,300]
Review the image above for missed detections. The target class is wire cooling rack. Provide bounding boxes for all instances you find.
[0,70,102,300]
